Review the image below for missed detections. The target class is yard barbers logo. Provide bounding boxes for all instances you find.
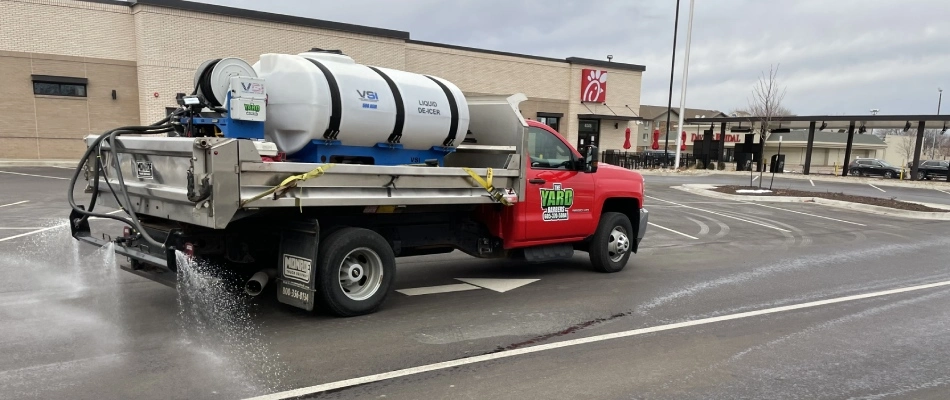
[540,183,574,221]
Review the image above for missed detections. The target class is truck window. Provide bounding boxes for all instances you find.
[527,126,573,170]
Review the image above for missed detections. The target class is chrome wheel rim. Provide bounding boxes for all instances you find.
[607,226,631,263]
[338,247,383,301]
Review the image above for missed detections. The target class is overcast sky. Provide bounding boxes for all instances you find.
[195,0,950,116]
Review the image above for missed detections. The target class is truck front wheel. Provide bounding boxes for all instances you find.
[316,227,396,317]
[589,212,634,273]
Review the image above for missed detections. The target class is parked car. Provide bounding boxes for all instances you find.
[848,158,903,179]
[915,160,949,180]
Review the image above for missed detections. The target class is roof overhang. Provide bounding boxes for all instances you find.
[577,114,643,121]
[685,115,950,130]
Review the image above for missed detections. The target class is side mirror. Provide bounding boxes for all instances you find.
[581,145,599,173]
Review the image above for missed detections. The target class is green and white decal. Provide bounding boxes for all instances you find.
[540,183,574,221]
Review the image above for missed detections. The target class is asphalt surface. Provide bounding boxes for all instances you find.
[2,167,950,400]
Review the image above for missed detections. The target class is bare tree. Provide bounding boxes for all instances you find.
[891,131,916,166]
[745,64,790,187]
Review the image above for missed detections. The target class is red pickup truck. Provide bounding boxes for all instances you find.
[69,96,648,318]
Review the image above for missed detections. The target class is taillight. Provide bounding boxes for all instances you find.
[184,242,195,257]
[123,226,132,237]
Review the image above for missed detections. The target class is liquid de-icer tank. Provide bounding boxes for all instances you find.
[252,49,470,165]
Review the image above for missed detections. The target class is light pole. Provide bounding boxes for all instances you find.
[673,0,696,169]
[932,88,942,159]
[663,0,682,165]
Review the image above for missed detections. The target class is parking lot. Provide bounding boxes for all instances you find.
[2,167,950,399]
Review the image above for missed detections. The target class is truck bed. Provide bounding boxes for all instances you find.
[85,135,523,230]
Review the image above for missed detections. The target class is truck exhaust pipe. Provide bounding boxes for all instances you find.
[245,269,276,296]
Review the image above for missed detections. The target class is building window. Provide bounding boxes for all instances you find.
[31,75,88,98]
[537,112,563,132]
[538,116,560,132]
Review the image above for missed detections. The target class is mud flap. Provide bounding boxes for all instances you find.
[276,220,320,311]
[634,208,649,253]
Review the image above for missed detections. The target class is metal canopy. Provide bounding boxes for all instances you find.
[681,115,950,179]
[685,115,950,130]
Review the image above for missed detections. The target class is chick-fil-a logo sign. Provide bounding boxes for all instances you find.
[580,69,607,103]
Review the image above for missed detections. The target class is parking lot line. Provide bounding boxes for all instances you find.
[242,279,950,400]
[0,227,46,230]
[645,196,791,233]
[936,188,950,196]
[0,224,66,243]
[0,210,124,243]
[868,183,885,193]
[810,179,815,186]
[0,200,29,208]
[742,202,866,226]
[0,170,69,180]
[648,222,699,240]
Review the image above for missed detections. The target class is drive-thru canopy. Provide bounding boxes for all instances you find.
[683,115,950,179]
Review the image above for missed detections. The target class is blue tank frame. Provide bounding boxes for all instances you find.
[186,92,455,166]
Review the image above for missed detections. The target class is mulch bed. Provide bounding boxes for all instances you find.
[711,185,950,213]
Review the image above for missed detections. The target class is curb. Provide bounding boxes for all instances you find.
[0,160,77,168]
[638,169,950,190]
[673,184,950,221]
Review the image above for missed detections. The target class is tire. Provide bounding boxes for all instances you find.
[884,170,894,179]
[589,212,634,273]
[918,172,925,180]
[316,227,396,317]
[849,168,861,176]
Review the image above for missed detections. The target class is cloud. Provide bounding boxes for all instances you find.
[194,0,950,115]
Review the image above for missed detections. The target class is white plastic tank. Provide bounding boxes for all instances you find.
[252,50,470,155]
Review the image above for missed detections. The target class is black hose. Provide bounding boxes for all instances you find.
[68,119,175,250]
[106,128,176,249]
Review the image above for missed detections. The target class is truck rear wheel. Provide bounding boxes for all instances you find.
[589,212,633,273]
[316,227,396,317]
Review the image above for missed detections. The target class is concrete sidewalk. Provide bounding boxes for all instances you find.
[638,167,950,190]
[0,159,77,168]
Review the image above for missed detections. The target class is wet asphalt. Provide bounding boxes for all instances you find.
[1,167,949,400]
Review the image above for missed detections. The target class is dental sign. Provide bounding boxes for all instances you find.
[580,69,607,103]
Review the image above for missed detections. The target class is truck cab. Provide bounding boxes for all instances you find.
[483,119,647,272]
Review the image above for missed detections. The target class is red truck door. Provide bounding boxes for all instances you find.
[522,124,596,242]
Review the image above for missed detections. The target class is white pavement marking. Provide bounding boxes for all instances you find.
[396,284,480,296]
[648,222,699,240]
[0,227,46,230]
[752,175,759,182]
[0,200,29,208]
[0,225,65,243]
[645,196,791,233]
[869,183,886,193]
[810,179,815,186]
[0,170,69,180]
[0,210,123,243]
[242,279,950,400]
[456,278,540,293]
[935,188,950,196]
[743,202,867,227]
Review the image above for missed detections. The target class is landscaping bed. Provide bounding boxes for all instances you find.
[711,185,950,212]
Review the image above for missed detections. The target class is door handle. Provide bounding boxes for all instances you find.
[528,178,546,185]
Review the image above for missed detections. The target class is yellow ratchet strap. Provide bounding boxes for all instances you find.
[241,164,334,208]
[462,167,512,206]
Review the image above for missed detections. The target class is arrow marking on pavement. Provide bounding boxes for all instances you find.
[396,284,480,296]
[455,278,539,293]
[397,279,540,296]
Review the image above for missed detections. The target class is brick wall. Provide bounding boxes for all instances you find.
[131,4,408,123]
[0,0,135,60]
[1,0,646,159]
